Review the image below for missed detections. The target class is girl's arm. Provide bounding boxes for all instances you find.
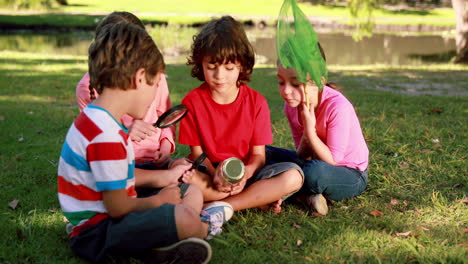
[299,103,337,165]
[296,135,313,160]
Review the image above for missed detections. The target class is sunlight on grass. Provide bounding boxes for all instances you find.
[0,47,466,264]
[0,94,53,103]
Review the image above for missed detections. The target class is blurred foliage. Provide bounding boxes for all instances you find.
[298,0,451,7]
[0,0,66,10]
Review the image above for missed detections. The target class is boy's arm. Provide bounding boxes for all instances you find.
[102,185,181,218]
[134,161,192,188]
[230,145,265,195]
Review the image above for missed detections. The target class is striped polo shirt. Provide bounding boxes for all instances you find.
[57,105,136,237]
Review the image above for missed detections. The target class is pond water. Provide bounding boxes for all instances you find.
[0,27,456,66]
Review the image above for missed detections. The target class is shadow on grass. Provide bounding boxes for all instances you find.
[1,60,466,263]
[0,14,168,31]
[0,58,87,66]
[407,50,456,63]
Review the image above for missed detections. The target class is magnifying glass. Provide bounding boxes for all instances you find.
[154,104,188,128]
[178,153,208,182]
[191,153,207,170]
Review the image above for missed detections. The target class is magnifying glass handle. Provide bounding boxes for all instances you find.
[178,154,207,183]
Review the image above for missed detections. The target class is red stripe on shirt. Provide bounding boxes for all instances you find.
[119,129,129,145]
[74,112,102,142]
[70,213,109,238]
[87,142,126,162]
[58,175,102,201]
[127,185,137,197]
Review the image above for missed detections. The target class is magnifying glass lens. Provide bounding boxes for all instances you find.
[154,104,188,128]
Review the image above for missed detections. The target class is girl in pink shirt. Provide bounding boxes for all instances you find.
[268,42,369,216]
[76,12,175,168]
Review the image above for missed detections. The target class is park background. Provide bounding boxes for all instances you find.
[0,0,466,263]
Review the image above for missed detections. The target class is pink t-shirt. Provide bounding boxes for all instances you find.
[179,83,273,164]
[76,72,175,163]
[284,86,368,171]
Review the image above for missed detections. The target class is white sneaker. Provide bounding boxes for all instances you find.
[307,194,329,215]
[146,237,212,264]
[200,201,234,238]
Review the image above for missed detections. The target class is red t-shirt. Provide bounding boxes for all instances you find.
[179,83,272,163]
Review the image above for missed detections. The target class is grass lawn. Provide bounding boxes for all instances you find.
[0,0,456,28]
[0,49,466,263]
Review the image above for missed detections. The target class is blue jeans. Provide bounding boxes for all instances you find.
[266,146,368,201]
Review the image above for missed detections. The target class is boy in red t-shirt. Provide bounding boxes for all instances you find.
[178,16,304,219]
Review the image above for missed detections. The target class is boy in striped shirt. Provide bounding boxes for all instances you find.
[57,21,232,263]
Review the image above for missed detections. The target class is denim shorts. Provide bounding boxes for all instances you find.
[69,184,190,262]
[247,162,304,200]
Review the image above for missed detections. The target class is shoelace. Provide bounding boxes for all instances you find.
[200,210,224,235]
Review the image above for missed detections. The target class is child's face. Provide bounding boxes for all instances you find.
[278,65,321,109]
[202,57,241,91]
[277,64,306,108]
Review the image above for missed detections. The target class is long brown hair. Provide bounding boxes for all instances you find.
[317,42,339,90]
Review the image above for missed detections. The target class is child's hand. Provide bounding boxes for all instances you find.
[298,102,316,130]
[213,165,231,193]
[156,184,182,205]
[153,139,172,167]
[169,161,193,184]
[128,120,158,142]
[153,151,171,168]
[179,169,196,183]
[229,177,247,195]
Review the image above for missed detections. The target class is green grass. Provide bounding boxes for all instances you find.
[0,50,467,263]
[0,0,456,28]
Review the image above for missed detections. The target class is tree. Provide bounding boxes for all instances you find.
[301,0,468,64]
[452,0,468,64]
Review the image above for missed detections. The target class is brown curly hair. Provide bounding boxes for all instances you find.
[88,22,165,95]
[187,16,255,85]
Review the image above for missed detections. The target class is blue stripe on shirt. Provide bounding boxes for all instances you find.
[61,141,90,172]
[96,179,127,191]
[128,161,135,180]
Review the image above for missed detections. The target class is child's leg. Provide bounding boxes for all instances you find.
[186,170,231,202]
[265,145,304,166]
[180,183,204,213]
[174,204,209,240]
[221,163,303,211]
[302,159,368,201]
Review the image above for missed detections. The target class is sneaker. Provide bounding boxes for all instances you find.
[65,223,74,235]
[200,201,234,238]
[145,237,212,264]
[307,194,329,216]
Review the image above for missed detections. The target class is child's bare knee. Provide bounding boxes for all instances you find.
[185,184,203,200]
[281,169,303,191]
[174,205,203,239]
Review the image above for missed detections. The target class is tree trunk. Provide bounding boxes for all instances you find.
[452,0,468,64]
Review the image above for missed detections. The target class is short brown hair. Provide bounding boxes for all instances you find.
[187,16,255,84]
[95,11,145,39]
[88,22,165,94]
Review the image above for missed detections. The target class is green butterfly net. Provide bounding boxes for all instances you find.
[277,0,327,90]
